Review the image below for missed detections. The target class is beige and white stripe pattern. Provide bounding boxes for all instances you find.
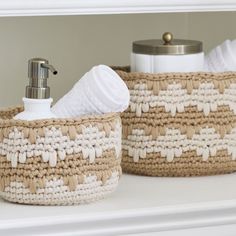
[130,82,236,117]
[0,171,120,205]
[123,127,236,162]
[115,66,236,176]
[0,122,121,168]
[0,107,122,205]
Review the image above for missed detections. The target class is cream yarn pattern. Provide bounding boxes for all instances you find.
[114,66,236,176]
[0,107,122,205]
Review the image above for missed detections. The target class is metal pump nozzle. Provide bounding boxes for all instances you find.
[26,58,57,99]
[41,64,58,75]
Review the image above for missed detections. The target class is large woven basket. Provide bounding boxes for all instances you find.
[115,66,236,177]
[0,107,122,205]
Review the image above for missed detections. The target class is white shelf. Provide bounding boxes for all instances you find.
[1,174,236,235]
[1,0,236,17]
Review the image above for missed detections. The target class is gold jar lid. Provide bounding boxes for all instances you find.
[132,32,203,55]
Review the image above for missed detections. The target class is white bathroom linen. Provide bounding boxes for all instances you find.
[52,65,130,118]
[204,40,236,72]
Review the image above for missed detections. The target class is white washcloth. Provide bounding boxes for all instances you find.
[52,65,130,118]
[204,40,236,72]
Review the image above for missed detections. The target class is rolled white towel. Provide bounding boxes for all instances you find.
[52,65,130,118]
[204,40,236,72]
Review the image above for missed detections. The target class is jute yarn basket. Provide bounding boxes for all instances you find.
[0,106,122,205]
[115,66,236,177]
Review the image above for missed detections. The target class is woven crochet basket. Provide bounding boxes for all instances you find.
[114,66,236,177]
[0,107,122,205]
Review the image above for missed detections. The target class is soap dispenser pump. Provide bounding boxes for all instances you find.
[14,58,58,121]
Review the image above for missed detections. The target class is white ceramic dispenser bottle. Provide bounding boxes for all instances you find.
[14,58,58,121]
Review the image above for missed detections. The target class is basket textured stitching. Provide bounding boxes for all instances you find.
[116,66,236,177]
[0,107,122,205]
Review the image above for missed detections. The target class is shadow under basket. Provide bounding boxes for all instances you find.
[114,66,236,177]
[0,107,122,205]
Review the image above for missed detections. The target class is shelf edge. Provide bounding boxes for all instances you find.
[1,199,236,235]
[1,0,236,16]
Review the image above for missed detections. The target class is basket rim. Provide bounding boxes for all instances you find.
[0,105,120,128]
[113,65,236,81]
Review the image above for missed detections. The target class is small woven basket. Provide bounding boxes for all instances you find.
[115,66,236,177]
[0,106,122,205]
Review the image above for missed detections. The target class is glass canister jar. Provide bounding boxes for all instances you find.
[131,32,204,73]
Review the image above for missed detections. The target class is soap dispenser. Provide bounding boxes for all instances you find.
[14,58,58,121]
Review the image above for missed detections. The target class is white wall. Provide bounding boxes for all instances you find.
[0,12,235,107]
